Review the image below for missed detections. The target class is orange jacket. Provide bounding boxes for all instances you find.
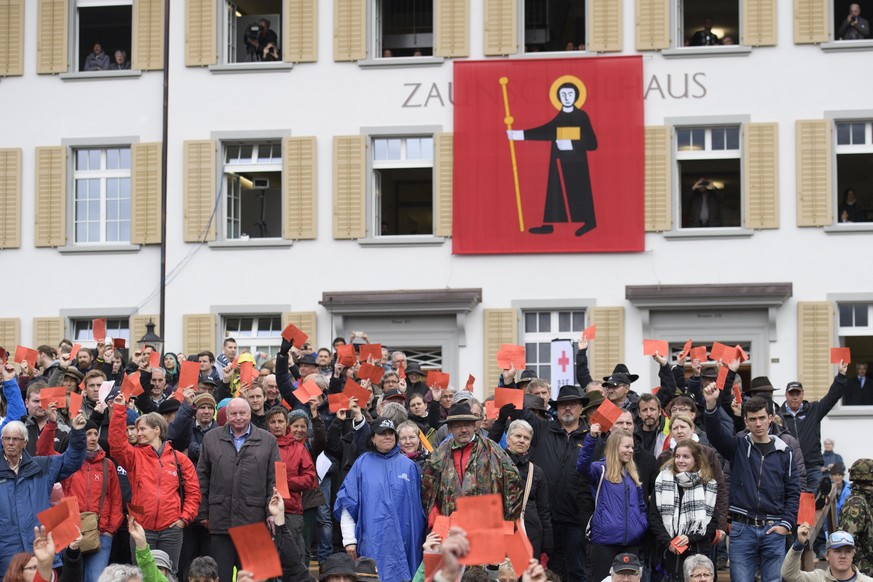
[62,449,124,535]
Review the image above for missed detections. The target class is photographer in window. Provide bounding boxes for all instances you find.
[686,177,722,228]
[246,19,279,61]
[839,4,870,40]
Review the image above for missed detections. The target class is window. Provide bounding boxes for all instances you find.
[222,141,282,239]
[523,0,586,53]
[522,310,585,382]
[372,135,434,236]
[74,147,132,244]
[224,0,282,63]
[835,2,870,41]
[840,303,871,328]
[678,0,738,47]
[376,0,434,58]
[72,318,130,347]
[837,302,873,406]
[676,126,742,229]
[835,121,873,224]
[76,0,133,71]
[385,346,443,369]
[223,315,282,357]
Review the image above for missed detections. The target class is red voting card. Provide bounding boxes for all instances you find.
[831,347,851,364]
[281,323,309,348]
[397,360,406,380]
[37,497,81,551]
[39,387,67,409]
[70,343,82,359]
[454,494,507,566]
[359,344,382,362]
[68,392,83,417]
[275,462,291,499]
[427,371,450,389]
[229,522,283,580]
[239,361,254,388]
[496,344,526,370]
[716,366,729,390]
[113,338,126,349]
[122,372,144,398]
[736,345,749,362]
[590,399,623,433]
[172,386,185,402]
[127,504,145,522]
[720,347,739,364]
[0,347,6,364]
[231,355,240,369]
[484,401,499,420]
[293,380,321,404]
[732,385,742,406]
[670,536,689,554]
[343,378,372,405]
[336,344,357,367]
[178,360,199,390]
[14,346,37,368]
[424,553,444,580]
[643,339,669,356]
[798,492,816,525]
[678,339,693,360]
[710,342,729,361]
[148,351,160,369]
[582,325,597,340]
[92,319,106,341]
[466,374,475,391]
[505,524,534,576]
[689,346,707,362]
[357,362,384,384]
[494,387,524,410]
[328,393,350,413]
[652,386,661,395]
[432,515,452,540]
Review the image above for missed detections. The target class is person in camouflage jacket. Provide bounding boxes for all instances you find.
[839,459,873,573]
[421,402,522,521]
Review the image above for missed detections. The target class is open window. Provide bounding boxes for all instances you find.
[523,0,587,53]
[76,0,132,71]
[678,0,738,47]
[377,0,434,58]
[72,318,130,348]
[223,141,282,240]
[676,126,742,229]
[838,302,873,406]
[372,136,434,236]
[73,147,132,244]
[835,121,873,224]
[224,0,282,63]
[223,314,282,357]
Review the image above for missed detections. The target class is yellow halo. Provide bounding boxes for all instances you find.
[549,75,587,110]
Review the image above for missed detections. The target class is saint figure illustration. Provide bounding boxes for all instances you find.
[507,75,598,236]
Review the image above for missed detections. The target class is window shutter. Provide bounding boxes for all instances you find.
[183,314,216,355]
[797,301,834,400]
[34,146,66,248]
[0,0,24,76]
[743,123,779,229]
[285,0,318,62]
[283,136,317,240]
[131,142,162,244]
[435,0,469,57]
[635,0,669,51]
[483,0,517,56]
[0,148,21,249]
[794,0,828,44]
[644,126,672,232]
[185,0,216,66]
[589,307,624,382]
[742,0,777,46]
[434,133,453,237]
[589,0,622,52]
[282,311,318,348]
[33,317,65,347]
[37,0,68,74]
[132,0,164,70]
[334,0,366,62]
[332,136,366,239]
[483,308,518,397]
[183,140,217,242]
[0,318,20,350]
[796,120,832,227]
[129,315,159,347]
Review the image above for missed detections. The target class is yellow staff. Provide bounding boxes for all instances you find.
[499,77,525,232]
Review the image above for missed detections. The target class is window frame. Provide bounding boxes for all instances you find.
[661,0,751,57]
[821,3,873,51]
[222,313,284,358]
[828,294,873,417]
[513,0,590,57]
[59,0,143,79]
[359,0,444,67]
[219,1,285,67]
[827,111,873,231]
[520,308,587,383]
[72,146,133,245]
[60,307,137,350]
[221,140,283,241]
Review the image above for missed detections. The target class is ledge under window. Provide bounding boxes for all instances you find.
[662,227,753,240]
[208,62,294,73]
[510,50,591,60]
[662,46,752,58]
[208,238,293,249]
[59,70,143,81]
[825,223,873,233]
[358,235,446,247]
[358,56,444,69]
[821,40,873,52]
[828,404,873,418]
[59,243,141,254]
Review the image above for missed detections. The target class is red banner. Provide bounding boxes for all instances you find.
[453,57,644,254]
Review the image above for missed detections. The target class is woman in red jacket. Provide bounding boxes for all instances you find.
[63,419,124,582]
[109,393,201,574]
[266,406,317,566]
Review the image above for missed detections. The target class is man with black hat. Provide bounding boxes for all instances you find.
[602,364,641,420]
[320,552,358,582]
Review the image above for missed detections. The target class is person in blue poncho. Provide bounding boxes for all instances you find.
[334,416,425,582]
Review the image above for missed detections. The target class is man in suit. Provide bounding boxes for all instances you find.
[843,362,873,406]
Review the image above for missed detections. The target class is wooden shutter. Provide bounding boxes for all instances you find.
[0,318,20,350]
[282,311,318,348]
[434,133,453,237]
[636,0,669,51]
[185,0,216,66]
[0,148,21,249]
[743,123,779,229]
[283,136,317,240]
[644,126,672,232]
[0,0,24,76]
[132,0,164,70]
[796,120,832,227]
[794,0,828,44]
[334,0,366,62]
[797,302,834,400]
[131,142,162,244]
[588,307,624,382]
[589,0,622,52]
[34,146,66,248]
[37,0,68,74]
[332,136,366,239]
[742,0,777,46]
[183,140,216,242]
[285,0,318,62]
[33,317,65,347]
[483,0,517,56]
[183,314,216,355]
[483,308,518,397]
[129,314,159,346]
[435,0,469,57]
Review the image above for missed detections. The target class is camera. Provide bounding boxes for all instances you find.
[245,25,259,42]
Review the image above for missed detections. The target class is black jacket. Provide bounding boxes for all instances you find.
[779,374,846,468]
[507,450,554,557]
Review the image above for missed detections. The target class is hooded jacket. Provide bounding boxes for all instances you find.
[780,374,847,468]
[62,447,124,535]
[275,432,317,514]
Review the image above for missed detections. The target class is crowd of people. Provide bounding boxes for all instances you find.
[1,330,872,582]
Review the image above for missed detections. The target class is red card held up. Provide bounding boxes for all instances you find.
[328,393,350,413]
[275,462,292,499]
[122,372,144,398]
[424,553,444,580]
[453,494,504,533]
[466,374,475,391]
[336,344,357,367]
[582,325,597,340]
[798,492,816,525]
[736,345,749,363]
[643,339,669,357]
[172,386,185,402]
[710,342,729,361]
[0,347,6,364]
[590,399,623,433]
[148,351,161,369]
[39,387,67,409]
[70,343,82,359]
[113,338,126,349]
[281,322,309,348]
[228,522,283,580]
[292,380,321,404]
[484,401,498,420]
[68,392,83,418]
[357,362,384,384]
[505,525,534,576]
[37,497,81,551]
[343,378,372,405]
[831,347,851,364]
[14,346,38,368]
[678,339,693,360]
[92,318,107,341]
[127,504,145,521]
[496,344,526,370]
[427,371,450,390]
[397,360,406,380]
[359,343,382,362]
[716,366,729,390]
[689,346,707,362]
[494,387,524,410]
[239,361,254,388]
[670,536,689,554]
[732,384,742,406]
[720,347,739,364]
[432,515,452,540]
[178,360,200,390]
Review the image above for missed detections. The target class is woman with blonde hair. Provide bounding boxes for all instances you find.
[577,424,648,581]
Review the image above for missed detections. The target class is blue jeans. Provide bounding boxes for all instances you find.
[316,477,333,563]
[729,522,787,582]
[806,465,823,493]
[83,534,113,582]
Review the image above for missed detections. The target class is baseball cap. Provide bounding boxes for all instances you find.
[611,553,642,574]
[827,531,855,551]
[786,381,803,393]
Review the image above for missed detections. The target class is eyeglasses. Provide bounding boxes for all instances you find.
[612,572,640,579]
[690,573,714,580]
[1,436,24,443]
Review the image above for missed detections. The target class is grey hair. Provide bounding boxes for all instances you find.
[824,438,835,446]
[507,419,533,439]
[309,374,328,391]
[97,564,143,582]
[380,402,408,425]
[683,554,714,582]
[396,420,420,437]
[1,421,28,443]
